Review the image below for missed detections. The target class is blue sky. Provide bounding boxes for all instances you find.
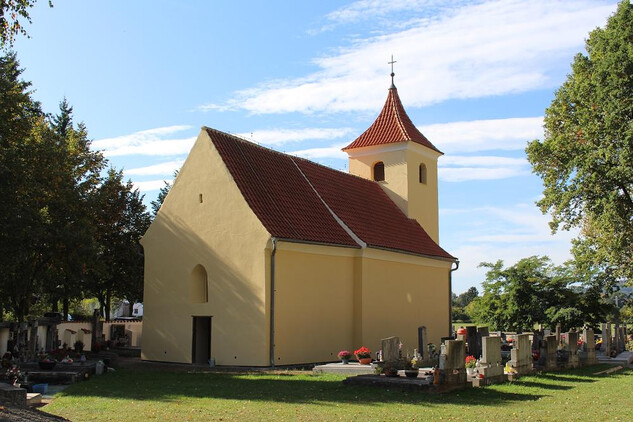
[12,0,620,293]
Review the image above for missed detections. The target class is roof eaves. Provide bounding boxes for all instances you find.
[366,244,457,262]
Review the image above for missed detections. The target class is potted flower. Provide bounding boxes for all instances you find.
[465,355,477,377]
[354,346,372,364]
[383,361,399,377]
[337,350,352,364]
[38,354,56,370]
[404,357,419,378]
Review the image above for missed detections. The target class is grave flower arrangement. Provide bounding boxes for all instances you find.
[354,346,371,359]
[465,355,477,369]
[337,350,352,362]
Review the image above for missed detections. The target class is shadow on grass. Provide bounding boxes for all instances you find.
[56,370,548,408]
[510,380,573,391]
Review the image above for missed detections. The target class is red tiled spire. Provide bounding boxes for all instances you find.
[343,86,441,153]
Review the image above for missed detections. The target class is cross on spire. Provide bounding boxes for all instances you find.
[388,55,397,88]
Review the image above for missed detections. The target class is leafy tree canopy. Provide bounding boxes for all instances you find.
[526,0,633,285]
[469,256,613,331]
[0,0,52,48]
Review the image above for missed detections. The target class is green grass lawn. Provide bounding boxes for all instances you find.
[43,365,632,421]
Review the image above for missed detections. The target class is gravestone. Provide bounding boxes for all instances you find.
[532,331,545,367]
[545,335,557,371]
[477,327,489,360]
[604,324,612,357]
[618,326,626,353]
[566,331,580,368]
[466,326,480,358]
[443,339,466,385]
[582,328,597,365]
[381,336,400,364]
[28,320,38,360]
[417,326,426,358]
[614,324,621,353]
[472,335,505,386]
[509,333,532,375]
[555,324,561,346]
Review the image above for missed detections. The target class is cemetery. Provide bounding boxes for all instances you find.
[315,323,633,391]
[0,311,140,412]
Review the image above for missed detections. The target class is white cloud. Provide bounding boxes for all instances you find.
[439,154,530,182]
[236,127,355,146]
[439,166,528,182]
[442,204,578,291]
[201,0,616,115]
[423,117,543,153]
[278,117,540,181]
[289,143,349,160]
[441,156,527,167]
[93,125,196,157]
[125,160,184,177]
[319,0,463,32]
[132,179,168,192]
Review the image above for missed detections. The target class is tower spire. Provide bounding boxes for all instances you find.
[388,55,397,88]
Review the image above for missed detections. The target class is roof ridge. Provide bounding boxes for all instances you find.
[203,126,381,185]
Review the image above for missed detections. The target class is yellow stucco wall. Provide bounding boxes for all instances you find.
[271,242,451,365]
[272,242,357,365]
[358,249,451,356]
[141,129,271,366]
[347,142,441,242]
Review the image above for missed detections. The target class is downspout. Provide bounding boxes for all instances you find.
[449,260,460,337]
[269,237,278,367]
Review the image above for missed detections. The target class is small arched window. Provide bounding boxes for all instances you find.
[419,163,427,184]
[190,264,208,304]
[373,162,385,182]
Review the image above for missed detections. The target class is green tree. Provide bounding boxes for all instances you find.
[1,0,53,47]
[456,286,479,308]
[89,169,150,320]
[42,99,105,320]
[0,52,46,321]
[470,256,611,331]
[150,170,178,217]
[526,1,633,286]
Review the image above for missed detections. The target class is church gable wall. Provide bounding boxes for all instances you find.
[141,130,271,366]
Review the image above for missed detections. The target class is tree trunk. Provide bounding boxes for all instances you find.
[62,296,69,321]
[105,290,111,321]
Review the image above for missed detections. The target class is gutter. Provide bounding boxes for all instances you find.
[269,237,278,367]
[449,260,460,337]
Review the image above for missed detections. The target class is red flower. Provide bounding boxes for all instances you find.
[354,346,371,358]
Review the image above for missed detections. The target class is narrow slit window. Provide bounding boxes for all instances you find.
[373,162,385,182]
[419,163,427,184]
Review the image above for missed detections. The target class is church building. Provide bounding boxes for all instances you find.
[140,78,458,366]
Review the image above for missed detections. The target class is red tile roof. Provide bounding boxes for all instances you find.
[343,87,441,153]
[206,127,455,261]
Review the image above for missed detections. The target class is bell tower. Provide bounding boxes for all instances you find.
[342,78,442,243]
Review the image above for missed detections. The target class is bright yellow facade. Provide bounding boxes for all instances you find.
[141,130,271,365]
[141,126,455,366]
[347,142,441,243]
